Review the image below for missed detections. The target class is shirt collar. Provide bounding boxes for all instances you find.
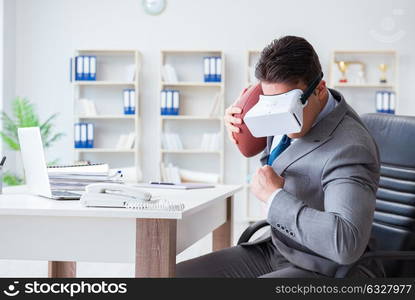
[312,90,336,127]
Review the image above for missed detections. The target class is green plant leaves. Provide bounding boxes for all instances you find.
[0,97,64,150]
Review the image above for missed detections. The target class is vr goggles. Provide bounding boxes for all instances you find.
[244,72,324,137]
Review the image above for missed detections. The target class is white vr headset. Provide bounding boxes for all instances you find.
[244,72,323,137]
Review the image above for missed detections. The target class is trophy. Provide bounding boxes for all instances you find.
[337,61,348,83]
[379,63,388,83]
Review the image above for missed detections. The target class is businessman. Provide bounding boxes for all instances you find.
[176,36,384,278]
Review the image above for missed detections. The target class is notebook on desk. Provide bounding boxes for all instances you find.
[135,182,215,190]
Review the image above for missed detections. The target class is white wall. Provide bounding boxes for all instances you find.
[1,0,415,276]
[10,0,415,189]
[1,0,16,161]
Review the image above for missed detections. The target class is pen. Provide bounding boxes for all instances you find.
[0,156,6,167]
[149,181,175,185]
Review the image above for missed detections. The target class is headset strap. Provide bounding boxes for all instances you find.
[300,72,324,104]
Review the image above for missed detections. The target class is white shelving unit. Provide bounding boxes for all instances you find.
[72,49,142,180]
[243,50,267,222]
[328,50,399,114]
[159,50,225,183]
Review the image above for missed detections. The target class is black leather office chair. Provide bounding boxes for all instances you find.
[237,113,415,277]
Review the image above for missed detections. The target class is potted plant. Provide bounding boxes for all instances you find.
[0,97,64,185]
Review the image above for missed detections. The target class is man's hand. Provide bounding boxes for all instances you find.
[251,165,285,202]
[224,88,248,144]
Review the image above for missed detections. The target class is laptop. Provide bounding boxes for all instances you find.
[18,127,81,200]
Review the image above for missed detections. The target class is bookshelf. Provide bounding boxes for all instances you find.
[72,49,142,181]
[328,50,399,114]
[159,50,225,183]
[244,50,267,222]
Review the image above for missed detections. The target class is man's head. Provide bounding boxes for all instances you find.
[255,36,328,138]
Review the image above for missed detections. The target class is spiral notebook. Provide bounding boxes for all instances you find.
[81,190,185,212]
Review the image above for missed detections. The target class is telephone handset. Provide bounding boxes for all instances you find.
[85,183,156,202]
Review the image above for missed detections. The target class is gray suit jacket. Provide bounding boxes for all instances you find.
[244,89,381,277]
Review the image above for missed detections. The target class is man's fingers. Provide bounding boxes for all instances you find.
[228,106,242,114]
[224,114,242,125]
[225,123,240,133]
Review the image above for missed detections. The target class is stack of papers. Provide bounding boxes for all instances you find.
[47,163,123,191]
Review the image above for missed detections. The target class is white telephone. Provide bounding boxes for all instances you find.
[82,183,160,208]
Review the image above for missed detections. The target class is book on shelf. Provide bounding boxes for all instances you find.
[77,98,97,116]
[125,64,136,82]
[209,92,222,117]
[116,132,136,149]
[160,162,219,184]
[200,132,220,151]
[161,64,178,83]
[162,133,183,150]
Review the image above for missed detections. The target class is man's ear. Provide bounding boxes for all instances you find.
[314,80,326,98]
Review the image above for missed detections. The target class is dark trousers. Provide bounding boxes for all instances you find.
[176,240,372,278]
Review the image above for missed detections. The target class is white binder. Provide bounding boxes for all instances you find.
[209,57,216,81]
[382,92,389,112]
[80,123,87,148]
[215,57,222,81]
[376,91,383,112]
[123,89,130,113]
[76,56,83,80]
[166,90,173,114]
[204,57,210,81]
[83,56,90,81]
[161,90,167,114]
[173,90,179,115]
[74,123,81,147]
[89,56,96,80]
[129,89,136,113]
[389,92,395,113]
[87,123,94,148]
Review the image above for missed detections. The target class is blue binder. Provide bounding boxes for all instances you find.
[75,56,83,81]
[209,56,216,82]
[89,56,97,81]
[129,89,136,114]
[160,90,167,115]
[173,90,180,115]
[204,57,210,82]
[74,123,81,148]
[87,123,94,148]
[215,57,222,82]
[83,56,90,81]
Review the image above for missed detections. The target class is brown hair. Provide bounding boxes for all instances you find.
[255,36,322,86]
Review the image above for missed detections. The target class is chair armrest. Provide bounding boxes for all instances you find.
[237,220,269,245]
[334,250,415,278]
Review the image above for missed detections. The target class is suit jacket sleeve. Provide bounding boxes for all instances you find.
[267,143,380,265]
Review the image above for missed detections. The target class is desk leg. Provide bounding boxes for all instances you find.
[212,196,233,251]
[135,218,177,278]
[48,261,76,278]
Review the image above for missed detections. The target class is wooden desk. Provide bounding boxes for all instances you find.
[0,185,242,277]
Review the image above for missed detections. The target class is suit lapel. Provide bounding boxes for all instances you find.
[271,89,349,175]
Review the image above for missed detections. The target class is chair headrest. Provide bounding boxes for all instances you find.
[361,113,415,167]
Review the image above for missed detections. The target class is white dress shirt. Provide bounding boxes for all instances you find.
[266,90,337,211]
